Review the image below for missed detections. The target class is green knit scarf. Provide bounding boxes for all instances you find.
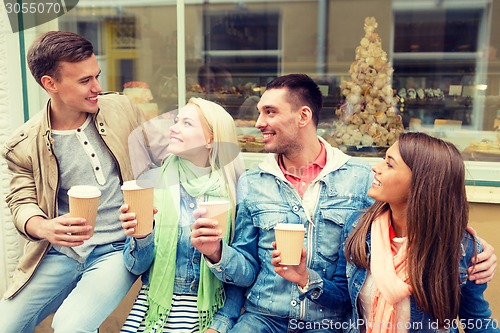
[144,155,229,332]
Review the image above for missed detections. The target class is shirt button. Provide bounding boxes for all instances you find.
[292,206,299,212]
[100,129,105,133]
[290,300,297,306]
[301,182,306,186]
[189,202,195,209]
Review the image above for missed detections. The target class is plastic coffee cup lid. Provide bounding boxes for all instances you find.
[121,180,154,190]
[274,223,305,231]
[67,185,101,198]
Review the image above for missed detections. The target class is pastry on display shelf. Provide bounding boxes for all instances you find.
[462,130,500,161]
[325,17,404,150]
[463,140,500,155]
[237,134,265,153]
[397,87,445,104]
[123,81,159,120]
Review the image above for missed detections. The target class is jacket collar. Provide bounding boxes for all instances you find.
[258,136,351,180]
[42,100,53,154]
[41,99,103,153]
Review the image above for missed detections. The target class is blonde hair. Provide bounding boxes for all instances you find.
[188,97,245,240]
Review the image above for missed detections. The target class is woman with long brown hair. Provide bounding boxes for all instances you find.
[272,132,498,333]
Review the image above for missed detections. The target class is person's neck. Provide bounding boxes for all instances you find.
[49,102,88,131]
[187,153,210,168]
[281,136,321,178]
[389,206,407,237]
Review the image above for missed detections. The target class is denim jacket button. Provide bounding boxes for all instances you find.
[292,206,299,212]
[189,202,195,209]
[290,300,297,306]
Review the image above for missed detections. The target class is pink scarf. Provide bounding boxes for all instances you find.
[368,211,412,333]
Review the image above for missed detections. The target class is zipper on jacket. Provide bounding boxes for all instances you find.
[280,178,319,321]
[300,190,320,320]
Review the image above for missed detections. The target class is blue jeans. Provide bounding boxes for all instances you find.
[230,312,341,333]
[0,243,137,333]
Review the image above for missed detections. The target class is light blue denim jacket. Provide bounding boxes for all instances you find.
[208,138,374,323]
[123,185,244,333]
[311,222,500,333]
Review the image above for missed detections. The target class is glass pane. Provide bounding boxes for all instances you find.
[47,0,499,180]
[394,9,482,53]
[59,4,178,117]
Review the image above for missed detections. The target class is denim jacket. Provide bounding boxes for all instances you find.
[208,138,374,323]
[313,223,499,333]
[123,185,243,333]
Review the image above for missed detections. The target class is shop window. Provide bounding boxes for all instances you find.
[392,5,489,130]
[203,10,281,87]
[105,17,138,91]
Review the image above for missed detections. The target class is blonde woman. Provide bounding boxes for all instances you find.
[120,98,245,333]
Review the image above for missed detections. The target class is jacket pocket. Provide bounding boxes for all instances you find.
[317,208,344,264]
[249,202,290,230]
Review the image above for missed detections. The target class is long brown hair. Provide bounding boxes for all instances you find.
[344,132,469,324]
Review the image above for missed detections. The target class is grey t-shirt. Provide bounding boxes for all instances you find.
[52,116,125,262]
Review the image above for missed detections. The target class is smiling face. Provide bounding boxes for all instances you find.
[47,54,102,117]
[255,88,302,155]
[167,103,211,166]
[369,142,412,209]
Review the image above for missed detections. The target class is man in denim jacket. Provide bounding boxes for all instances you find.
[191,74,496,332]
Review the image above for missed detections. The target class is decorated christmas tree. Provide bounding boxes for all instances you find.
[330,17,403,147]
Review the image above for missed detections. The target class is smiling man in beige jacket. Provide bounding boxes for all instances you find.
[0,31,145,333]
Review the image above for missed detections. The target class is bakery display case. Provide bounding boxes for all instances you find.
[52,0,500,186]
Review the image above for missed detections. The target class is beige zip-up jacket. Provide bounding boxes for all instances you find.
[1,93,145,299]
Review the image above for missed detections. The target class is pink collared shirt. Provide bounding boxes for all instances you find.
[278,142,326,196]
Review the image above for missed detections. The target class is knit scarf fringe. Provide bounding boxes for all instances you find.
[143,287,169,333]
[198,284,226,332]
[143,155,229,333]
[142,279,226,333]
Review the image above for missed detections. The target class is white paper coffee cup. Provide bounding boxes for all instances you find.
[274,223,306,265]
[121,180,155,237]
[68,185,101,237]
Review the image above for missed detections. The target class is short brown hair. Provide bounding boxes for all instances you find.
[27,31,94,87]
[266,74,323,127]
